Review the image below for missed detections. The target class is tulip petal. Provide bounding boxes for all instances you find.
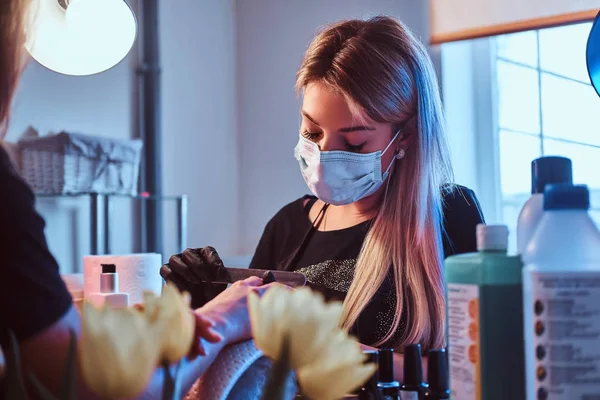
[298,361,376,400]
[265,286,293,358]
[295,329,375,400]
[251,285,292,360]
[248,291,264,343]
[80,302,161,399]
[142,291,160,323]
[152,283,195,363]
[286,288,343,369]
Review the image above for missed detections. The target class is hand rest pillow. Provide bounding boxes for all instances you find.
[185,339,297,400]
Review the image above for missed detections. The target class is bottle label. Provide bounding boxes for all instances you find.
[447,283,480,400]
[525,270,600,399]
[400,391,418,400]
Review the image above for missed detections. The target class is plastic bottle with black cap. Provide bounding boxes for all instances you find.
[400,344,427,400]
[424,348,450,399]
[377,348,400,399]
[516,156,572,254]
[359,350,384,400]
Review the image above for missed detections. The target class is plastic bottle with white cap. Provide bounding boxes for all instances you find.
[517,156,572,254]
[522,184,600,400]
[444,224,525,400]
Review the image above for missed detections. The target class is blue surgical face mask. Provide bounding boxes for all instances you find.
[294,129,402,205]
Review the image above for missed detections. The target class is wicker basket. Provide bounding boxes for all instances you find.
[18,132,143,195]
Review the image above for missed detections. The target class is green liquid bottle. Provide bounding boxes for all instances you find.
[444,224,525,400]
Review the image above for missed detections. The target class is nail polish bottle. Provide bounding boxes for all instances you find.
[359,350,383,400]
[400,344,427,400]
[425,348,450,399]
[88,264,129,309]
[377,348,400,399]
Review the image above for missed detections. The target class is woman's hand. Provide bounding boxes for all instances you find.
[161,246,229,308]
[196,276,280,346]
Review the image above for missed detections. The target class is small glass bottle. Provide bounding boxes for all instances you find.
[400,344,427,400]
[88,264,129,309]
[377,348,400,399]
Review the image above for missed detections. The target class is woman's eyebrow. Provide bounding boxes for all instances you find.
[301,110,376,132]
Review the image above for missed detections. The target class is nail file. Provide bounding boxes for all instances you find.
[223,268,306,287]
[160,266,306,287]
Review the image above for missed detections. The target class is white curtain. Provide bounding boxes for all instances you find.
[431,0,600,44]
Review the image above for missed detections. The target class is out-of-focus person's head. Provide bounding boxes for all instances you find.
[1,0,28,136]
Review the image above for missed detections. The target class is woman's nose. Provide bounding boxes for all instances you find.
[318,135,337,152]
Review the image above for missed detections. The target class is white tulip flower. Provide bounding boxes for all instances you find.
[249,285,376,400]
[79,302,160,398]
[297,331,376,400]
[79,282,195,398]
[143,283,195,363]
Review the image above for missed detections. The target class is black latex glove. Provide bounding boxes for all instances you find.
[160,247,229,309]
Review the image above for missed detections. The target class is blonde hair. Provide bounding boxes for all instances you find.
[0,0,27,136]
[296,16,453,351]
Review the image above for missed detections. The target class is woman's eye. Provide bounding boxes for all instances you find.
[345,141,366,152]
[301,130,321,141]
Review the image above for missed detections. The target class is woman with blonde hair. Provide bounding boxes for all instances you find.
[167,15,484,378]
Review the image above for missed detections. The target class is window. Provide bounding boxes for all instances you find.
[494,23,600,251]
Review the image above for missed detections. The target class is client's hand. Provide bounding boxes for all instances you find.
[189,312,224,358]
[197,276,280,346]
[161,247,228,309]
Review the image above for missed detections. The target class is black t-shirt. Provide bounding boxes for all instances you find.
[0,145,72,349]
[249,185,485,348]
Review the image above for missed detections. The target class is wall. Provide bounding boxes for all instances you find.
[235,0,434,256]
[159,0,239,258]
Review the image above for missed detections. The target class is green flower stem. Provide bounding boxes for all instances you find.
[260,336,293,400]
[161,360,183,400]
[261,367,293,400]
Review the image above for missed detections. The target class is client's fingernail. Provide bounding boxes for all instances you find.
[210,330,224,342]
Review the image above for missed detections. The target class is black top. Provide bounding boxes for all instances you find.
[0,145,72,349]
[249,186,485,348]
